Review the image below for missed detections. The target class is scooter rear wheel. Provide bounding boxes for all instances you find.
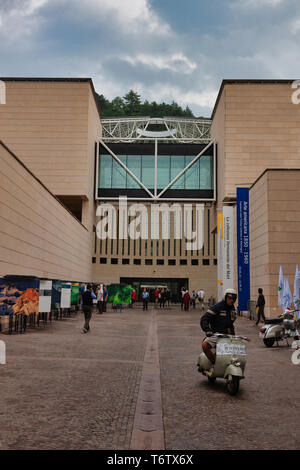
[227,376,240,396]
[263,338,275,348]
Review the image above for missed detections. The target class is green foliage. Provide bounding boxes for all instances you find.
[96,91,196,118]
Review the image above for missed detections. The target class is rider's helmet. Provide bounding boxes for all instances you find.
[223,288,237,303]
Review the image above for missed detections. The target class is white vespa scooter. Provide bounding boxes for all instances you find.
[197,333,250,395]
[259,308,300,347]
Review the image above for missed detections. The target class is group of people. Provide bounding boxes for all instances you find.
[154,288,171,309]
[131,287,172,311]
[180,287,205,311]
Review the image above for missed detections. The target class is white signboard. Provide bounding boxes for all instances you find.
[222,206,234,293]
[60,283,71,308]
[39,280,52,313]
[217,342,246,356]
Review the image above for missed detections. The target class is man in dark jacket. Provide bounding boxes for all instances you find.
[200,288,237,367]
[255,288,266,325]
[82,284,96,333]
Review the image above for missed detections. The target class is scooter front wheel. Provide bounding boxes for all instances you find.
[207,376,216,384]
[226,376,240,396]
[263,338,275,348]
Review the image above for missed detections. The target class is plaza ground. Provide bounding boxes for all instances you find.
[0,304,299,450]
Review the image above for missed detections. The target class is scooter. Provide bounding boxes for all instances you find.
[197,333,250,396]
[259,308,300,348]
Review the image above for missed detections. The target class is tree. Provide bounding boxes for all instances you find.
[123,90,141,114]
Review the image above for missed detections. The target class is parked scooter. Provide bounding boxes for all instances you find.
[197,333,250,395]
[259,308,300,347]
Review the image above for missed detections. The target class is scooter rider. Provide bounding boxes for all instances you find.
[200,288,238,367]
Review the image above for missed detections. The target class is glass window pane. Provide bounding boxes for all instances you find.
[185,156,200,189]
[127,155,141,189]
[200,155,213,189]
[112,155,127,188]
[157,155,170,189]
[99,154,112,188]
[141,155,155,189]
[170,155,185,189]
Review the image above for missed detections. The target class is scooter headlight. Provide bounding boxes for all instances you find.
[231,357,241,367]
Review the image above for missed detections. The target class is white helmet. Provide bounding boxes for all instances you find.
[223,288,237,302]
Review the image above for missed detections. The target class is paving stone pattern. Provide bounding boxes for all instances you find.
[0,306,299,450]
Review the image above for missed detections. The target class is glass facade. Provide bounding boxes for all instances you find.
[99,153,213,191]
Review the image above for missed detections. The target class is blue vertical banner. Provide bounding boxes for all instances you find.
[237,188,250,311]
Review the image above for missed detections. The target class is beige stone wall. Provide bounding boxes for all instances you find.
[212,82,300,203]
[249,171,270,315]
[0,80,93,197]
[0,142,91,281]
[267,169,300,316]
[212,82,300,316]
[0,79,102,281]
[249,169,300,317]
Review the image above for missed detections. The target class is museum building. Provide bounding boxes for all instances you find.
[1,78,300,315]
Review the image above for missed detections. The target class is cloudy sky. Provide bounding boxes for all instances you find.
[1,0,300,116]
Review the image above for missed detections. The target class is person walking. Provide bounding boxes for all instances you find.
[82,284,96,333]
[159,288,166,309]
[198,288,205,311]
[131,288,137,308]
[255,288,266,325]
[165,288,171,307]
[103,285,108,312]
[154,288,159,307]
[191,290,197,309]
[142,288,149,311]
[180,287,185,310]
[96,284,104,314]
[184,290,190,311]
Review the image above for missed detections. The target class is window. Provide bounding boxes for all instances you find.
[112,155,127,188]
[168,259,176,266]
[134,259,141,265]
[185,156,199,189]
[99,155,112,188]
[122,259,130,265]
[157,259,164,265]
[191,259,199,265]
[100,258,107,264]
[145,259,153,265]
[170,155,185,189]
[203,259,210,265]
[111,258,118,264]
[92,257,96,264]
[157,155,170,189]
[180,259,187,265]
[214,259,218,265]
[141,155,155,188]
[200,155,213,189]
[127,155,141,188]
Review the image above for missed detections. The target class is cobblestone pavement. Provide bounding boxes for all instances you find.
[0,305,299,450]
[0,308,149,450]
[158,307,300,450]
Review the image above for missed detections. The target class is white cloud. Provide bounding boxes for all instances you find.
[0,0,48,41]
[231,0,283,7]
[74,0,171,36]
[122,53,197,74]
[291,18,300,34]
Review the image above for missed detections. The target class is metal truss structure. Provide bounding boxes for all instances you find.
[101,116,211,143]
